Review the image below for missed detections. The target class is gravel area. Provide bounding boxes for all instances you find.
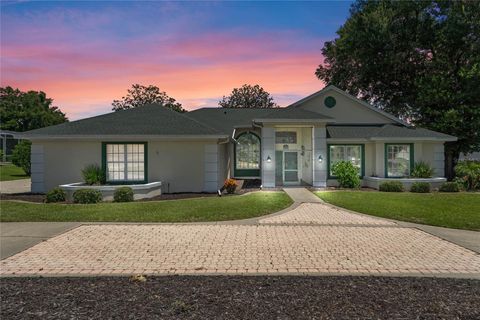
[1,276,479,319]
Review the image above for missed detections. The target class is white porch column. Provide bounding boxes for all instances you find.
[313,126,327,187]
[204,144,218,192]
[375,142,384,177]
[261,126,275,187]
[31,143,45,193]
[433,143,445,177]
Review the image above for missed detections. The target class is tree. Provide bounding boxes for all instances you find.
[112,84,185,112]
[12,141,31,175]
[219,84,279,108]
[315,0,480,178]
[0,87,68,132]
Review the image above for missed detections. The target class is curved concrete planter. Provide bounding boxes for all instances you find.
[60,181,162,201]
[364,176,446,191]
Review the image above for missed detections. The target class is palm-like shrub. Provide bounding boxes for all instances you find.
[81,164,105,185]
[411,161,434,178]
[455,160,480,190]
[331,161,360,188]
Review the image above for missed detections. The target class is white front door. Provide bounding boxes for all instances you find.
[283,151,299,185]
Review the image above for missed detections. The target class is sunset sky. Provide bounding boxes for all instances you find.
[1,1,352,120]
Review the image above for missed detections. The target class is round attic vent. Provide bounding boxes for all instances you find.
[324,96,336,108]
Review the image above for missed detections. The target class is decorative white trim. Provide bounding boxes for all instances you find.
[30,144,44,193]
[204,144,219,192]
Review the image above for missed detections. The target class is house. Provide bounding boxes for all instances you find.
[20,85,456,194]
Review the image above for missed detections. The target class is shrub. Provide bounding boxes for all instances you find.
[223,178,238,194]
[114,187,134,202]
[331,161,361,188]
[410,182,430,193]
[73,189,102,204]
[410,161,434,178]
[379,181,404,192]
[81,164,105,185]
[439,182,461,193]
[45,187,66,203]
[454,160,480,191]
[11,141,31,175]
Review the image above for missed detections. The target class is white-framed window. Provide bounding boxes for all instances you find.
[328,144,363,176]
[105,143,146,182]
[386,144,412,177]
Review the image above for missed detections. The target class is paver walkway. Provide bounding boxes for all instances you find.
[282,187,322,203]
[0,178,30,194]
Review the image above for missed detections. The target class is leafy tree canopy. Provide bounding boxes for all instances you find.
[219,84,279,108]
[0,86,68,132]
[112,84,185,112]
[316,0,480,169]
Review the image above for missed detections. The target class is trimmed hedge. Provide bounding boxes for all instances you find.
[73,189,102,204]
[379,181,404,192]
[439,182,460,193]
[410,182,430,193]
[45,187,66,203]
[114,187,134,202]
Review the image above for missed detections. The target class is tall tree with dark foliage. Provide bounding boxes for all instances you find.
[112,84,185,112]
[0,86,67,132]
[219,84,279,109]
[316,0,480,177]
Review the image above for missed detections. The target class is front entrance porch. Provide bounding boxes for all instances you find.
[261,125,327,188]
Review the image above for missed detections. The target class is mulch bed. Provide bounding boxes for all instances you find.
[1,276,479,319]
[0,193,44,203]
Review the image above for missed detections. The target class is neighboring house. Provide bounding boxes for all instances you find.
[460,152,480,161]
[0,130,22,162]
[20,85,456,193]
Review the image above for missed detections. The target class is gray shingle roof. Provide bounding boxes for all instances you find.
[23,104,222,136]
[327,125,456,140]
[188,108,331,134]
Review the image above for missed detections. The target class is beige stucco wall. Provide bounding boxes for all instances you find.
[148,141,216,193]
[296,90,394,124]
[38,141,102,192]
[35,139,222,194]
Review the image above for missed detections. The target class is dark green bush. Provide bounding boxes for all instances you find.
[454,160,480,190]
[73,189,102,204]
[410,182,430,193]
[45,187,66,203]
[11,141,31,175]
[379,181,404,192]
[331,161,361,188]
[114,187,134,202]
[81,164,105,185]
[410,161,434,178]
[439,182,461,192]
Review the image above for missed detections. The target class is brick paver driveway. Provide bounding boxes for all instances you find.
[1,203,479,277]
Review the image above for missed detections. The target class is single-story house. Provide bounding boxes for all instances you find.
[20,85,456,194]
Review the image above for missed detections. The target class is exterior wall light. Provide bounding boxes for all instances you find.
[318,155,323,163]
[267,155,272,163]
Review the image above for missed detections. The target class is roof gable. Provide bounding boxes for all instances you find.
[288,85,407,126]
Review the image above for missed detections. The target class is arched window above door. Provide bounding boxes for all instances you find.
[234,132,261,177]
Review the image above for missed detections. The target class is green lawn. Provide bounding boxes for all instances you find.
[316,191,480,231]
[0,164,28,181]
[0,192,293,223]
